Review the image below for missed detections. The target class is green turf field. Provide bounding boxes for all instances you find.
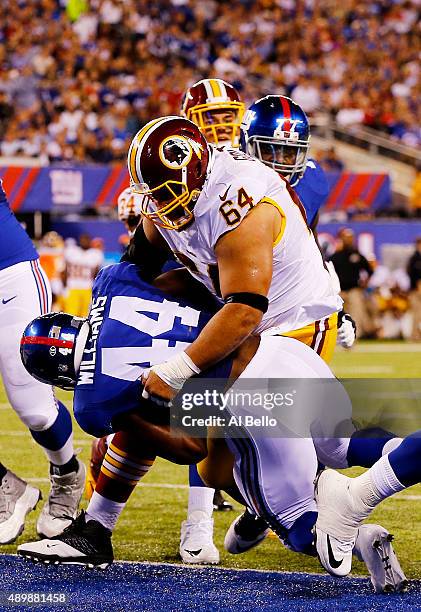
[2,341,421,579]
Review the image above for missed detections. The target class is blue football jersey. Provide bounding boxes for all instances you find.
[0,180,38,270]
[74,261,232,437]
[294,159,329,227]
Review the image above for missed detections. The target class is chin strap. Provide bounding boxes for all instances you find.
[73,321,91,373]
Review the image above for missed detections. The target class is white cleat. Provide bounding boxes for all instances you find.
[314,469,374,577]
[354,524,408,593]
[224,509,269,554]
[37,459,86,538]
[0,471,41,544]
[180,511,220,564]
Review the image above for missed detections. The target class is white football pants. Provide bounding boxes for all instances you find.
[225,336,354,531]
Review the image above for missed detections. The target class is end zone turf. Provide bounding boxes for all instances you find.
[1,555,419,611]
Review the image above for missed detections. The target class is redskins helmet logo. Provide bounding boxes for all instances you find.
[159,136,193,169]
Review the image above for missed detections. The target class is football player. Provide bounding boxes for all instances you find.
[17,261,408,593]
[240,95,356,350]
[126,115,342,396]
[124,114,342,562]
[180,82,355,562]
[117,187,143,237]
[63,234,104,318]
[181,78,245,148]
[0,181,85,545]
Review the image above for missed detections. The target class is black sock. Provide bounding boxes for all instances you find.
[50,455,79,476]
[0,463,7,482]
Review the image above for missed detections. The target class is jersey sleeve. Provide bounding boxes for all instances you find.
[306,160,329,199]
[207,157,273,248]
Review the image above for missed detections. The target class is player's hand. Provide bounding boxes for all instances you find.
[141,368,177,407]
[337,311,356,349]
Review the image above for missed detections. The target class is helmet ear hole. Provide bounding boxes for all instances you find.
[194,159,203,178]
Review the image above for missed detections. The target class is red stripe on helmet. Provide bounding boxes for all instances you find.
[20,336,74,348]
[279,97,291,131]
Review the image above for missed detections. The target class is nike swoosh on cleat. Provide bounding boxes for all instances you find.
[184,549,202,557]
[2,296,16,304]
[219,186,231,201]
[46,543,60,548]
[327,534,343,569]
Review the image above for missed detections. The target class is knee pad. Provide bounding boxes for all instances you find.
[6,383,57,431]
[30,401,72,451]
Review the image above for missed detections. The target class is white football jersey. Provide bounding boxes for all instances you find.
[157,147,342,333]
[65,246,104,290]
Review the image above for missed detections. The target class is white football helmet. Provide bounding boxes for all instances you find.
[117,187,142,236]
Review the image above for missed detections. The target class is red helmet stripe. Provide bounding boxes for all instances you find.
[20,336,74,348]
[279,97,291,131]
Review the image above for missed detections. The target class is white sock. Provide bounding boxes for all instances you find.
[86,491,125,531]
[353,455,405,510]
[382,437,402,455]
[43,434,74,466]
[370,454,405,499]
[187,486,215,519]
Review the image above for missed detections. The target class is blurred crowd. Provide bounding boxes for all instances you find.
[0,0,419,164]
[327,229,421,341]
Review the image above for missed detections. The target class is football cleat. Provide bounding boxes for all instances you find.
[18,511,113,569]
[180,511,220,564]
[85,437,108,500]
[354,524,408,594]
[213,489,233,512]
[37,459,86,538]
[224,509,269,554]
[0,470,41,544]
[315,469,374,577]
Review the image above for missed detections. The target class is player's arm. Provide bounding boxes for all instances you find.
[142,202,279,403]
[184,204,274,368]
[122,217,171,282]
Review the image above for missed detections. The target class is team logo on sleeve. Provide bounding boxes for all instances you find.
[159,136,193,169]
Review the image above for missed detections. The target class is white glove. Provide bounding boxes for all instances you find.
[337,311,356,348]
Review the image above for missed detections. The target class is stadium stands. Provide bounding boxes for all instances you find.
[0,0,419,165]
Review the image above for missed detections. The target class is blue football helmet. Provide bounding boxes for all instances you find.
[20,313,89,390]
[240,95,310,186]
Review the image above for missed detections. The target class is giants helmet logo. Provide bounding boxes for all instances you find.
[274,118,303,141]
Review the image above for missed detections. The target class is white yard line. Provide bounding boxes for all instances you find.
[22,478,421,500]
[334,365,395,374]
[350,344,421,353]
[25,477,189,489]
